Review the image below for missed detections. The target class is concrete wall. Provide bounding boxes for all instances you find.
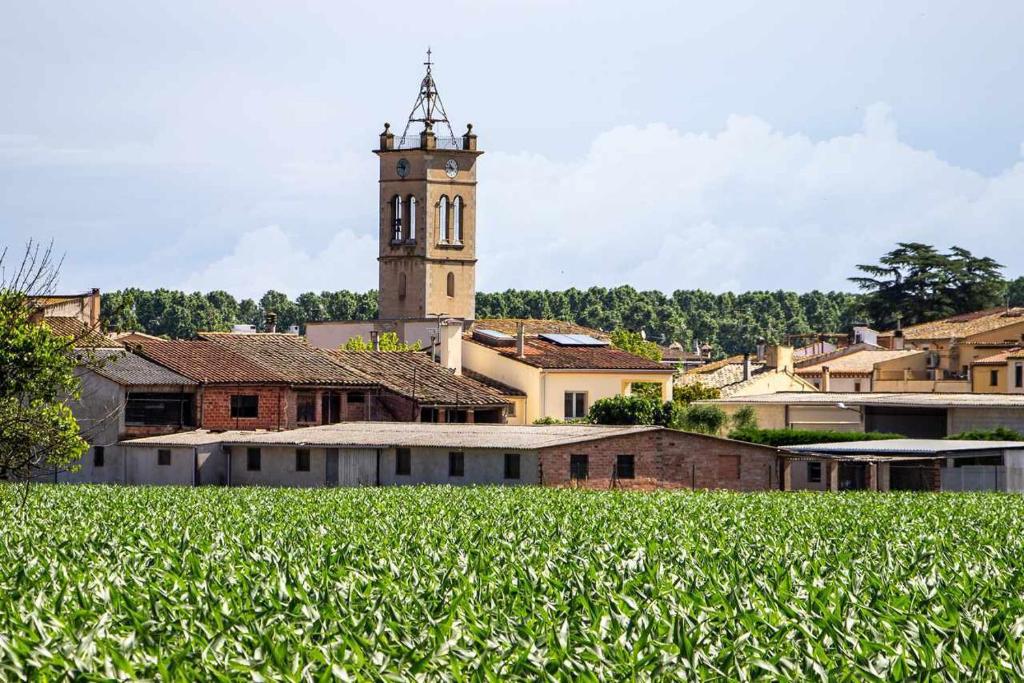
[802,375,869,393]
[379,447,539,486]
[63,371,126,483]
[305,322,380,350]
[949,407,1024,435]
[539,430,780,491]
[126,446,195,485]
[730,371,817,396]
[229,446,334,488]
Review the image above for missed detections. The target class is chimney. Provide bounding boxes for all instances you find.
[370,330,380,351]
[821,366,831,392]
[893,329,905,350]
[89,288,101,327]
[742,353,752,381]
[516,322,526,358]
[439,319,463,375]
[767,345,794,373]
[756,338,766,363]
[264,312,277,333]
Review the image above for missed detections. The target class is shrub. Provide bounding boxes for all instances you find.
[730,406,759,432]
[946,427,1024,441]
[673,382,721,404]
[729,428,903,447]
[679,404,728,435]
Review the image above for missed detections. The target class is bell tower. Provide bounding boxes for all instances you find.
[375,50,481,321]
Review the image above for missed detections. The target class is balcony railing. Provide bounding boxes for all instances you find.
[395,135,462,150]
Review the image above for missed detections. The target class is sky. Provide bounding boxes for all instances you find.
[1,1,1023,299]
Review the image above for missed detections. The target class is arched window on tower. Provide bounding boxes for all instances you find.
[407,196,417,241]
[398,272,407,300]
[453,196,463,244]
[391,195,403,242]
[446,272,455,298]
[438,195,450,243]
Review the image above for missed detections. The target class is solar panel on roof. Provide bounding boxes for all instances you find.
[539,333,609,347]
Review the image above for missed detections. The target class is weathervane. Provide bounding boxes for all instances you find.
[402,47,456,139]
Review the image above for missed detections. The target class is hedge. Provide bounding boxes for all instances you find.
[728,428,903,447]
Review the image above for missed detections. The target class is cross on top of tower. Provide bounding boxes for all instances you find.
[402,48,456,139]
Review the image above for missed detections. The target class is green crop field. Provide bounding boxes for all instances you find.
[2,486,1024,680]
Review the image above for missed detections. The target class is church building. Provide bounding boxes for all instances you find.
[306,52,480,354]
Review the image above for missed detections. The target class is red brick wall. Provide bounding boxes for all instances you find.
[199,385,293,431]
[539,430,779,491]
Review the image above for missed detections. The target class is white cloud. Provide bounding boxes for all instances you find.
[180,225,377,298]
[478,104,1024,292]
[173,103,1024,298]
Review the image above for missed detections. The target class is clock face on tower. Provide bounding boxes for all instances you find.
[396,158,410,178]
[444,159,458,178]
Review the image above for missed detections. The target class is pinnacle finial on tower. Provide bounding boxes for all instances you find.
[402,49,455,139]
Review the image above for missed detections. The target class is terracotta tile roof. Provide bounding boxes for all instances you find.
[469,318,609,339]
[465,336,672,371]
[796,350,924,376]
[972,347,1024,366]
[84,349,197,386]
[462,369,527,396]
[43,317,121,348]
[687,355,748,374]
[678,362,768,393]
[884,307,1024,341]
[349,353,510,406]
[135,339,287,384]
[200,333,372,386]
[327,351,510,406]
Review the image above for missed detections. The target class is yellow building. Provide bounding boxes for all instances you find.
[878,307,1024,378]
[461,324,675,425]
[972,348,1024,394]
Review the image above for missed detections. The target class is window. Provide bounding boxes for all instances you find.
[247,447,261,471]
[395,448,411,475]
[446,272,455,298]
[407,196,417,240]
[230,395,259,419]
[507,402,517,418]
[296,392,316,423]
[449,451,465,477]
[1017,364,1024,389]
[398,272,407,300]
[991,370,1000,387]
[93,446,105,468]
[125,392,194,426]
[453,196,463,243]
[438,195,450,242]
[295,448,310,472]
[564,392,587,419]
[157,449,171,466]
[717,454,741,480]
[807,461,822,483]
[853,382,862,393]
[570,454,589,480]
[504,453,520,480]
[392,195,403,241]
[616,454,635,479]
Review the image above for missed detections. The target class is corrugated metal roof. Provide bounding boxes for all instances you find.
[710,392,1024,408]
[121,422,664,450]
[84,349,197,386]
[786,439,1024,455]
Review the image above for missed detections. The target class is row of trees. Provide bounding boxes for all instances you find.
[101,244,1022,356]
